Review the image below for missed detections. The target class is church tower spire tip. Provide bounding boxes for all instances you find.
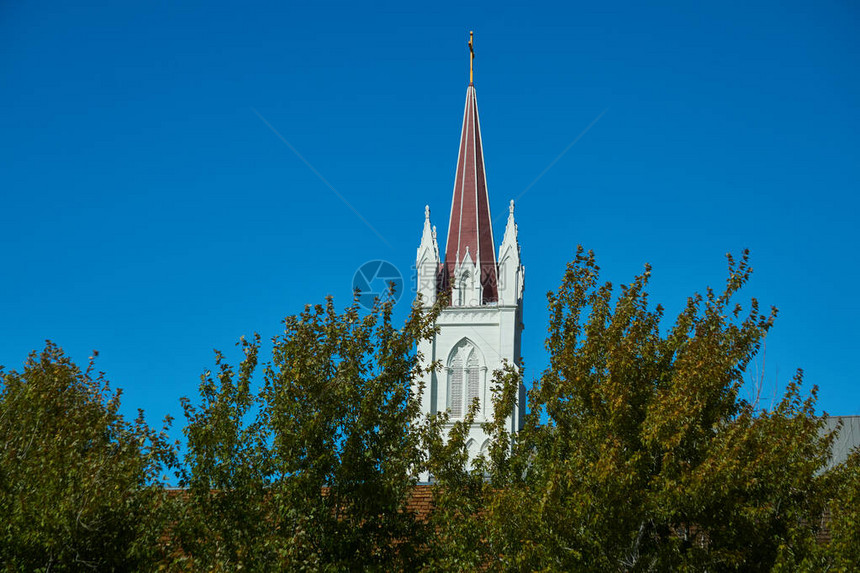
[469,31,475,85]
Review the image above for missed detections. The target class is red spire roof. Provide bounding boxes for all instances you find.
[445,83,498,304]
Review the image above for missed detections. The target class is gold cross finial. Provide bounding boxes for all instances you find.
[469,31,475,84]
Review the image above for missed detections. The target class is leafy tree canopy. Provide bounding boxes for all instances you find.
[432,248,844,571]
[171,291,441,570]
[3,251,859,571]
[0,343,176,571]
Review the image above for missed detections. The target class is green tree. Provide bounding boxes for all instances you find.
[4,252,852,572]
[420,398,488,571]
[0,342,176,571]
[462,248,836,572]
[818,449,860,571]
[173,291,441,570]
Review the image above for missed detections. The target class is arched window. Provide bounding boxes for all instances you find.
[450,354,463,417]
[448,340,484,419]
[458,271,470,306]
[467,352,479,407]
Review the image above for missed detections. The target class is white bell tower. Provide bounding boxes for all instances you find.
[414,72,525,463]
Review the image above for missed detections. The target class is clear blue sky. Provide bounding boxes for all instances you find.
[2,1,858,441]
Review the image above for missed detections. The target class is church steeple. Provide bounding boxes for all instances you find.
[413,35,525,466]
[444,65,498,304]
